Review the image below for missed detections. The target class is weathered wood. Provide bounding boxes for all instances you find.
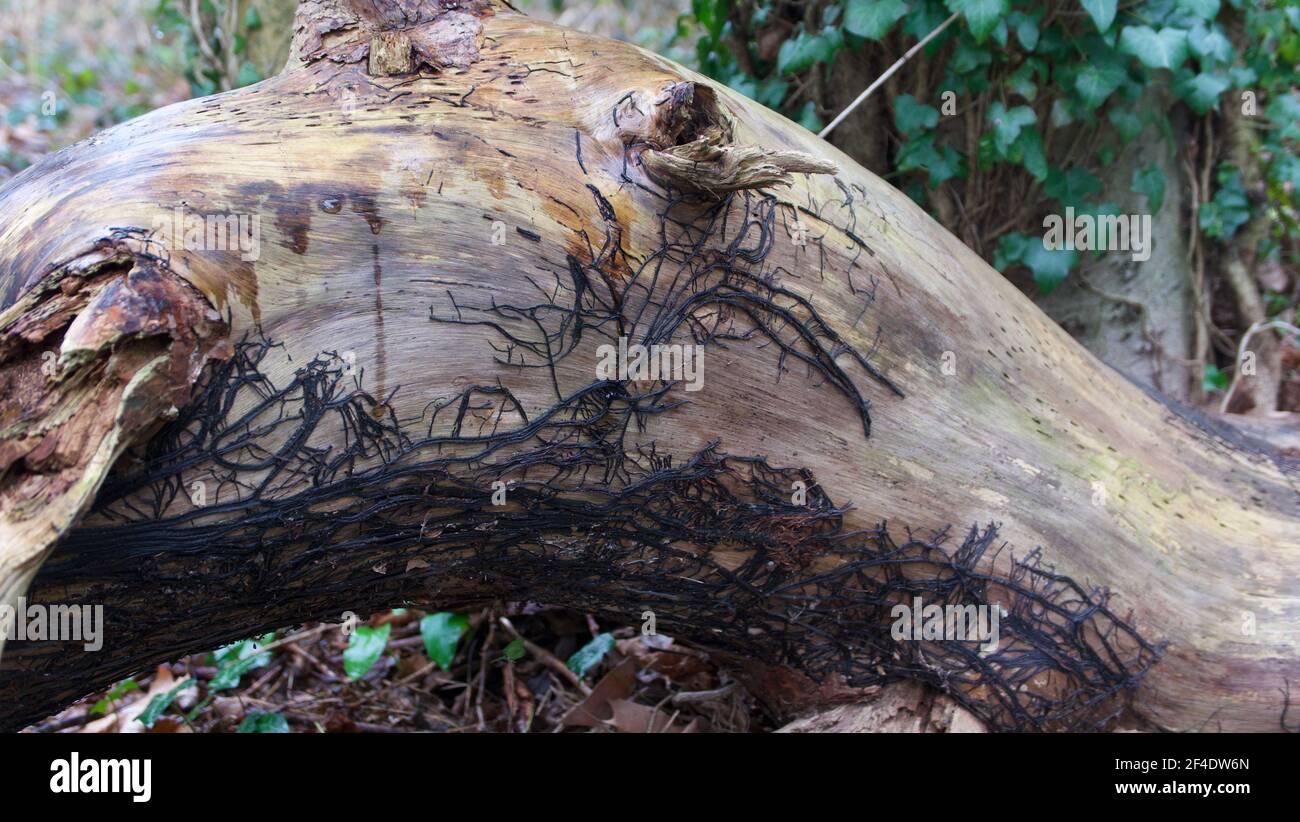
[0,0,1296,731]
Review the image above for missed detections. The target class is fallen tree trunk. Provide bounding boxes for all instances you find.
[0,0,1296,732]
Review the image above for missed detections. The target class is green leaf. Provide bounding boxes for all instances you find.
[1132,163,1167,213]
[91,679,140,715]
[945,0,1009,43]
[777,28,839,75]
[903,0,950,42]
[501,638,526,662]
[1015,129,1048,181]
[1080,0,1117,33]
[995,233,1077,294]
[1045,166,1103,206]
[420,612,469,671]
[1266,94,1300,141]
[897,134,965,185]
[566,633,616,678]
[210,654,267,692]
[895,93,940,136]
[795,100,824,133]
[1188,24,1232,65]
[1176,70,1230,114]
[1010,12,1038,50]
[844,0,909,40]
[1199,167,1250,239]
[235,62,262,88]
[988,102,1036,155]
[138,679,192,729]
[1268,153,1300,191]
[994,232,1029,271]
[1176,0,1219,20]
[1107,109,1144,142]
[1023,241,1080,294]
[1119,26,1190,70]
[237,711,290,733]
[244,6,262,30]
[1006,62,1038,100]
[211,633,275,667]
[1202,363,1229,392]
[343,623,391,681]
[1073,57,1126,109]
[949,37,992,74]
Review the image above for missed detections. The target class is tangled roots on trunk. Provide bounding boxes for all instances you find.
[36,330,1160,732]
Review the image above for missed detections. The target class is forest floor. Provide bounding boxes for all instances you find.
[29,607,767,734]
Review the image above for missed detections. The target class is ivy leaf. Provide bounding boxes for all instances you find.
[1268,153,1300,191]
[343,623,391,681]
[844,0,910,41]
[420,612,469,672]
[1045,166,1103,206]
[1202,363,1229,392]
[1107,109,1144,143]
[210,634,274,667]
[1188,23,1232,66]
[1266,94,1300,141]
[1009,11,1038,50]
[236,62,262,89]
[996,233,1077,294]
[237,711,290,733]
[1199,167,1250,239]
[1132,163,1166,213]
[988,102,1036,155]
[1119,26,1190,70]
[897,134,965,185]
[1176,0,1220,20]
[945,0,1009,43]
[904,0,952,43]
[1073,57,1126,109]
[1006,62,1038,101]
[138,679,192,729]
[777,27,839,75]
[501,638,526,662]
[949,37,992,74]
[895,93,940,136]
[1176,70,1230,114]
[795,100,824,133]
[1023,242,1079,294]
[1079,0,1117,33]
[566,633,616,679]
[208,633,274,691]
[91,679,140,715]
[210,653,268,692]
[1015,129,1048,181]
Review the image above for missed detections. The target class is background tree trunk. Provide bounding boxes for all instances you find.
[0,0,1296,732]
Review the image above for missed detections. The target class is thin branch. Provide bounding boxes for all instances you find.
[819,12,959,139]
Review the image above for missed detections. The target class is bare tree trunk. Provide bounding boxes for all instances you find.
[0,0,1296,732]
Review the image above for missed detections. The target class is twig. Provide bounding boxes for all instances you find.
[819,13,959,139]
[498,616,591,695]
[1219,320,1300,413]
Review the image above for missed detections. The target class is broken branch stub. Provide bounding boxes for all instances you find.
[0,235,229,659]
[613,80,838,194]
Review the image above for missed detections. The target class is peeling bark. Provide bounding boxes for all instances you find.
[0,236,229,661]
